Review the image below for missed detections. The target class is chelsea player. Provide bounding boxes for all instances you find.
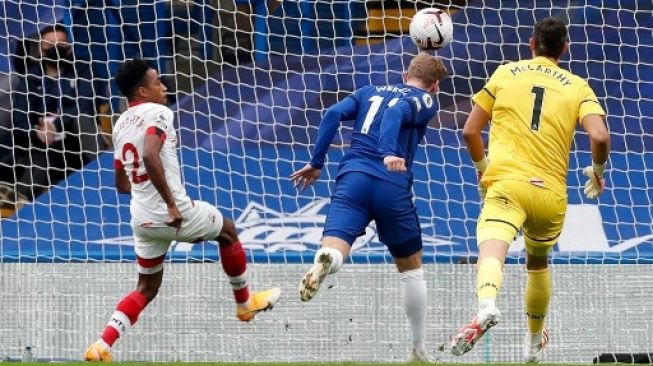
[291,53,447,362]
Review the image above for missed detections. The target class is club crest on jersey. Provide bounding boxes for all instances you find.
[154,111,167,129]
[422,94,433,108]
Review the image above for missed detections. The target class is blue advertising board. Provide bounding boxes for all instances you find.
[1,143,652,264]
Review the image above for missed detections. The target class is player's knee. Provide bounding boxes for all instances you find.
[217,218,238,246]
[388,235,423,263]
[395,252,423,273]
[136,255,165,276]
[526,252,548,270]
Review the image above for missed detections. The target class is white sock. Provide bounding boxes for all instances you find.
[478,297,497,314]
[526,331,542,346]
[315,247,344,274]
[105,310,132,346]
[400,268,427,353]
[97,338,111,350]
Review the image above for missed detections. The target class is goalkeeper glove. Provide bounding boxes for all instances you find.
[473,156,489,200]
[582,163,606,199]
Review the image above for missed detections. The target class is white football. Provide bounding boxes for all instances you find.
[409,8,454,50]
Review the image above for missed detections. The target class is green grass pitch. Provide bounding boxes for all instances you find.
[6,363,586,366]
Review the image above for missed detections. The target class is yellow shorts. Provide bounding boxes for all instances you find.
[477,180,566,256]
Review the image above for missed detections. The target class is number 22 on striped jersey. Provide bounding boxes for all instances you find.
[122,143,149,183]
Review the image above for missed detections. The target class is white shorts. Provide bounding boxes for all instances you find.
[132,200,224,273]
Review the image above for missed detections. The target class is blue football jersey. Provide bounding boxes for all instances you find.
[309,83,438,189]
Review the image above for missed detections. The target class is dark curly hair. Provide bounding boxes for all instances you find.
[115,59,152,100]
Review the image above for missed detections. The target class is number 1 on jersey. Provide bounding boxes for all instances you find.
[530,86,545,131]
[361,96,398,134]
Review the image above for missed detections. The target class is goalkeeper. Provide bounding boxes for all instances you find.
[449,17,610,362]
[291,53,447,362]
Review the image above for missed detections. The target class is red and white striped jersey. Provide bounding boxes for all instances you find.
[113,102,192,226]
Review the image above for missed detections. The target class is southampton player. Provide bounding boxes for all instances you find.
[84,59,281,361]
[291,53,447,362]
[449,18,610,362]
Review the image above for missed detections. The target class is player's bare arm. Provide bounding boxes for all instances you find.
[581,114,611,199]
[582,114,610,165]
[463,104,491,198]
[142,133,183,231]
[462,104,491,163]
[115,166,131,194]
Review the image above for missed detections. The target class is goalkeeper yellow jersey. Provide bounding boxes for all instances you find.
[473,56,606,194]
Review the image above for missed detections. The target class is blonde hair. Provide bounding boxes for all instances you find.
[405,53,448,86]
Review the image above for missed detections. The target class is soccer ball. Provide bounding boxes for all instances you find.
[409,8,454,50]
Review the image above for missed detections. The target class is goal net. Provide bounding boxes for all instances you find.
[0,0,652,362]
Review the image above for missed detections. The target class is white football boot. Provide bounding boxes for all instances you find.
[299,251,332,302]
[450,301,500,356]
[409,348,437,363]
[524,328,550,363]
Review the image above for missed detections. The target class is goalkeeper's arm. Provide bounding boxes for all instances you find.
[463,104,491,198]
[581,114,610,199]
[462,105,491,165]
[582,114,610,166]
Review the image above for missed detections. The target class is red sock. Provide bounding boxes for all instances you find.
[219,241,250,304]
[100,291,148,347]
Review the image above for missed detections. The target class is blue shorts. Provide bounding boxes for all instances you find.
[323,172,422,258]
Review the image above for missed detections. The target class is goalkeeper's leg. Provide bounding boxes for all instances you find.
[523,247,553,363]
[299,237,348,302]
[84,255,164,362]
[521,188,564,362]
[450,240,508,356]
[451,181,525,356]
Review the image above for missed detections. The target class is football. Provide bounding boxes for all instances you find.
[409,8,454,50]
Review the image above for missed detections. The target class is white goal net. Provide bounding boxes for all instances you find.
[0,0,651,362]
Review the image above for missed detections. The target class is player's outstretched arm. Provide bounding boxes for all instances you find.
[581,114,610,199]
[308,97,358,169]
[291,95,358,190]
[142,133,183,231]
[463,104,491,198]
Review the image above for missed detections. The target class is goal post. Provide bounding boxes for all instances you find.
[0,0,652,362]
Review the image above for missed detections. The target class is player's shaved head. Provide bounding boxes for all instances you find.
[406,53,447,87]
[533,17,568,60]
[116,59,152,100]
